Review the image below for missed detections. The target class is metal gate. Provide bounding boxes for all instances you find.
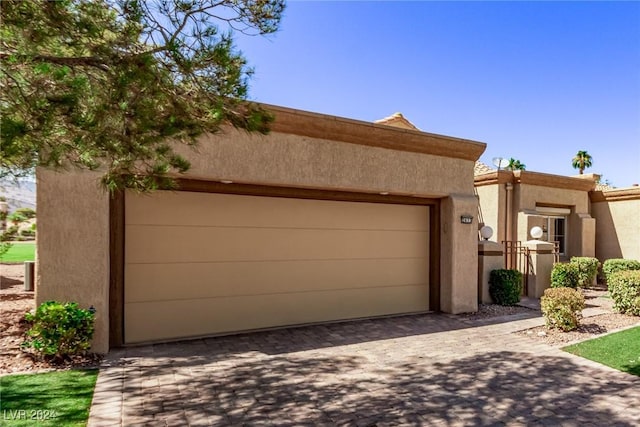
[503,241,531,296]
[503,241,561,296]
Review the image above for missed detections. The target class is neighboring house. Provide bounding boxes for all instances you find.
[590,184,640,262]
[36,104,486,353]
[475,168,596,261]
[474,161,640,263]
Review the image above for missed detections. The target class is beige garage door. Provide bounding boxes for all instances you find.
[124,191,430,343]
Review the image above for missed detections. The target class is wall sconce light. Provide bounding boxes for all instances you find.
[480,226,493,241]
[530,226,544,240]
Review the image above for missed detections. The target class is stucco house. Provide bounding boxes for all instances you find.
[36,105,486,353]
[474,163,640,264]
[475,168,597,261]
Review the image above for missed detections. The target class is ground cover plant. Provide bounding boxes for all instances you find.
[0,369,98,426]
[563,326,640,377]
[0,242,35,262]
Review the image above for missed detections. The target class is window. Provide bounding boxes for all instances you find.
[535,206,569,256]
[551,217,566,255]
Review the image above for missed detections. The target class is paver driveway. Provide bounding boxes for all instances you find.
[89,312,640,426]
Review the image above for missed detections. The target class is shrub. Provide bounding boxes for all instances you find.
[19,229,35,237]
[22,301,96,360]
[489,269,522,306]
[14,207,36,219]
[602,259,640,283]
[541,287,585,331]
[608,270,640,316]
[550,262,579,288]
[570,257,600,287]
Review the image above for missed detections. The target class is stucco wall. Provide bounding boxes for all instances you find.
[176,129,474,198]
[592,197,640,261]
[514,183,593,258]
[514,184,590,215]
[440,194,479,313]
[36,169,110,354]
[476,184,501,240]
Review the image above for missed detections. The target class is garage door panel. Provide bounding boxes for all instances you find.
[126,191,428,231]
[124,190,432,344]
[125,284,430,343]
[126,226,428,264]
[125,257,429,302]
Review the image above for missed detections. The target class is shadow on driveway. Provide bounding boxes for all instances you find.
[92,313,640,426]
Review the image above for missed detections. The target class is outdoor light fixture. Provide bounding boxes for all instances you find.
[379,191,389,195]
[530,226,544,240]
[480,226,493,241]
[220,180,233,184]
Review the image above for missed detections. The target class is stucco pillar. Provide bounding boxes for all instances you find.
[522,240,555,298]
[478,240,504,304]
[36,169,110,354]
[441,194,478,313]
[576,213,596,258]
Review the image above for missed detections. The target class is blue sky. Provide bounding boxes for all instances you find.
[233,1,640,187]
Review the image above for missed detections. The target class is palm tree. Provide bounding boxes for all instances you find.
[506,158,526,171]
[572,150,593,174]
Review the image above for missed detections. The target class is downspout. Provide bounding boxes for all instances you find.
[505,182,513,242]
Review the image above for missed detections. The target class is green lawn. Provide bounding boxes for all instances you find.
[0,369,98,426]
[0,243,35,263]
[563,326,640,376]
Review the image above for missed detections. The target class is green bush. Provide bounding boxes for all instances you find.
[19,229,35,237]
[550,262,579,288]
[608,270,640,316]
[489,269,522,306]
[15,207,36,219]
[541,287,585,331]
[602,259,640,283]
[570,257,600,287]
[22,301,96,360]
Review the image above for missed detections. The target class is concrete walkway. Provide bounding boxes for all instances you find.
[89,311,640,426]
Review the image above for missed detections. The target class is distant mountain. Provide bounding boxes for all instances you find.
[0,180,36,213]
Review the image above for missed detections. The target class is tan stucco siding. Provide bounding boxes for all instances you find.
[35,170,110,354]
[514,184,593,258]
[175,129,475,198]
[592,198,640,261]
[515,184,590,214]
[475,184,501,241]
[440,194,479,313]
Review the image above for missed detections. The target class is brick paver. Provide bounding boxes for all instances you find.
[88,312,640,426]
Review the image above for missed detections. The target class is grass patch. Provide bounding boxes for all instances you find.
[0,369,98,426]
[0,243,35,263]
[563,326,640,376]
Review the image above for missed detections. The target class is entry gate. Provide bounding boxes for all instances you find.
[503,241,561,297]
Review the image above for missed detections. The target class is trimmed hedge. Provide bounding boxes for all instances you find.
[489,269,522,306]
[602,259,640,283]
[550,263,579,289]
[570,257,600,287]
[608,270,640,316]
[541,287,585,331]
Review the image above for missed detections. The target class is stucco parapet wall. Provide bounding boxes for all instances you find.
[474,170,596,191]
[590,186,640,203]
[264,104,486,161]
